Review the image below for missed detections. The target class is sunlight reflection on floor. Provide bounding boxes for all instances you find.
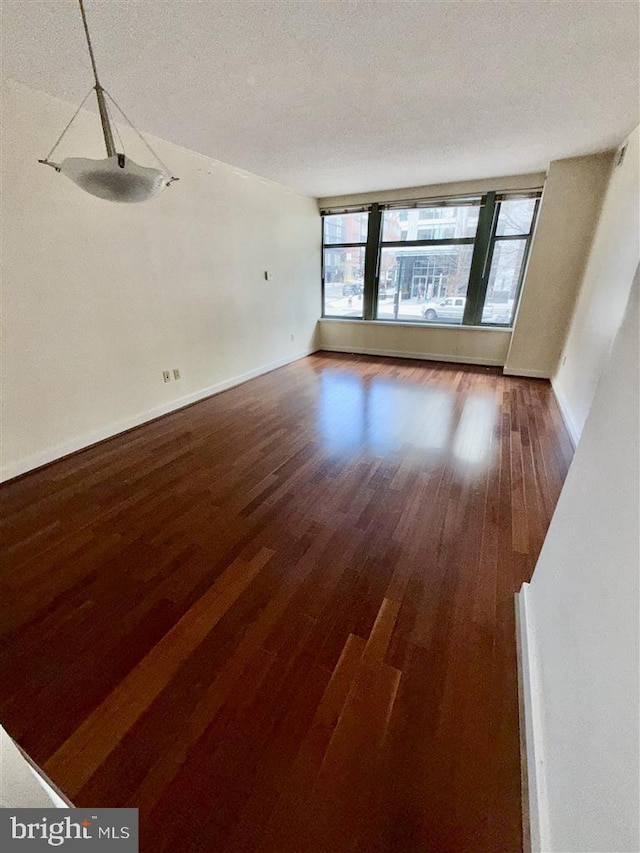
[316,368,497,470]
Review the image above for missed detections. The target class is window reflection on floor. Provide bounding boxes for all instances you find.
[316,371,366,455]
[316,369,496,468]
[452,395,497,466]
[368,380,453,452]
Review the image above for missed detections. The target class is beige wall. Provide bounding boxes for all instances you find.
[504,152,614,378]
[552,126,640,442]
[318,172,546,210]
[520,272,639,852]
[319,320,511,366]
[0,80,321,480]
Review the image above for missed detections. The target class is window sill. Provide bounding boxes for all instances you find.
[319,318,513,332]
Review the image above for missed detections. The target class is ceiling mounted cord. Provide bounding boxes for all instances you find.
[78,0,115,157]
[78,0,101,88]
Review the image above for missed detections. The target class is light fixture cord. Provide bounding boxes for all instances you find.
[78,0,101,88]
[43,87,95,161]
[78,0,116,156]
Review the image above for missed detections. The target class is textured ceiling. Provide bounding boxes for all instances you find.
[2,0,638,197]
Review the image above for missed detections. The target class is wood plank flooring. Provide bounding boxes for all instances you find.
[0,353,573,852]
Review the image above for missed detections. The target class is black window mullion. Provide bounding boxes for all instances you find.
[324,242,367,250]
[321,215,326,315]
[363,203,382,320]
[463,192,497,326]
[493,233,533,241]
[380,237,475,248]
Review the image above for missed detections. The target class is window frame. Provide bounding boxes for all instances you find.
[321,209,370,319]
[476,195,541,327]
[321,190,541,327]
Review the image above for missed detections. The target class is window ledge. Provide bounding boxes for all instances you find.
[319,318,513,332]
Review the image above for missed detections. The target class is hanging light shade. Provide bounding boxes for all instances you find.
[38,0,178,204]
[59,155,168,204]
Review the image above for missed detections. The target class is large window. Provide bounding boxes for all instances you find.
[321,191,540,327]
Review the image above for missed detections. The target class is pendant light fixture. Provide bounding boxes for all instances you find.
[38,0,178,203]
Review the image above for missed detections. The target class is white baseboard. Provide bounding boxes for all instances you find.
[551,377,580,448]
[515,583,549,853]
[0,348,318,482]
[503,367,551,379]
[319,345,505,367]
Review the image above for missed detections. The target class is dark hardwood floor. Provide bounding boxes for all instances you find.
[0,353,573,852]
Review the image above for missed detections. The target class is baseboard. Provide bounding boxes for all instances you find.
[318,345,505,367]
[551,377,580,448]
[0,348,318,483]
[515,583,549,853]
[503,367,551,379]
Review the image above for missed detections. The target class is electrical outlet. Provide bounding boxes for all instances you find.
[290,334,295,342]
[173,368,181,380]
[163,370,171,383]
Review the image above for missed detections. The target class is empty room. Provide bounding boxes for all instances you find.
[1,1,638,851]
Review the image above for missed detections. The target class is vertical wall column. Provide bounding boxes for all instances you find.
[504,152,613,378]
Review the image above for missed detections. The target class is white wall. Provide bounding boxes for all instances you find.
[520,271,639,852]
[505,152,614,379]
[319,319,511,366]
[0,79,321,480]
[0,726,65,808]
[552,126,640,443]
